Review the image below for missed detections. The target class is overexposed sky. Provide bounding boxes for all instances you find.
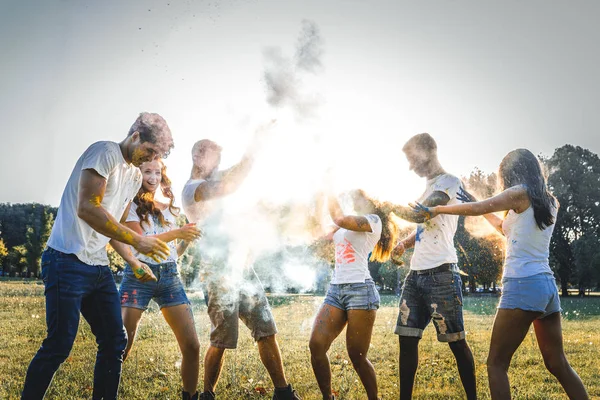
[1,0,599,207]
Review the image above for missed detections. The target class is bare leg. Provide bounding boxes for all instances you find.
[346,309,378,400]
[257,334,287,388]
[398,336,420,400]
[162,304,201,395]
[309,304,347,400]
[448,339,477,400]
[533,312,589,399]
[121,307,144,361]
[487,309,540,400]
[203,345,225,393]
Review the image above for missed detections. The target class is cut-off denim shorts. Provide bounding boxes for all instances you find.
[499,272,561,318]
[395,266,466,343]
[119,262,190,310]
[324,279,380,311]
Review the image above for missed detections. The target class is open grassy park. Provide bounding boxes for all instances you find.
[1,281,599,399]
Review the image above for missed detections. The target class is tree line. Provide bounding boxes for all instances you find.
[1,145,599,295]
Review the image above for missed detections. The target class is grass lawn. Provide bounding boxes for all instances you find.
[1,281,599,399]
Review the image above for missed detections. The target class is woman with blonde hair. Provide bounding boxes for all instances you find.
[310,189,398,400]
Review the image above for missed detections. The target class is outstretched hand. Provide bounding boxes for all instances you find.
[410,202,436,221]
[178,223,202,242]
[457,187,477,203]
[247,119,277,156]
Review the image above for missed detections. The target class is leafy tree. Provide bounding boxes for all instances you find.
[572,234,600,295]
[8,245,28,275]
[24,208,54,277]
[545,145,600,295]
[0,238,8,273]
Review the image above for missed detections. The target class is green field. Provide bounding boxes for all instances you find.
[1,281,599,399]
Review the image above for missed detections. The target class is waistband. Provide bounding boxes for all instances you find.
[412,263,455,275]
[126,261,178,270]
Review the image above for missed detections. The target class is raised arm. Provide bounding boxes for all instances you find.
[328,195,373,232]
[391,191,451,223]
[193,155,254,202]
[77,169,170,261]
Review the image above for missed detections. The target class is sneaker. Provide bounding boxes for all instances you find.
[199,391,216,400]
[182,391,199,400]
[272,384,301,400]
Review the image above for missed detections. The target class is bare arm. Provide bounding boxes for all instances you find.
[109,239,157,282]
[391,191,451,223]
[193,155,254,201]
[399,230,417,250]
[77,169,170,261]
[108,205,157,282]
[328,195,373,232]
[125,221,201,244]
[390,230,416,265]
[423,186,530,219]
[457,188,505,235]
[177,240,191,257]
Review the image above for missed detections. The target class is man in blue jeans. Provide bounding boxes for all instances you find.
[22,112,174,400]
[390,133,477,400]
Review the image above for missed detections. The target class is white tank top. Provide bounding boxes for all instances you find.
[501,205,557,278]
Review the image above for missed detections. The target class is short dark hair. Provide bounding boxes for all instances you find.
[128,112,174,157]
[402,133,437,155]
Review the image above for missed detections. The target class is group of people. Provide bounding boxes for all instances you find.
[20,112,589,400]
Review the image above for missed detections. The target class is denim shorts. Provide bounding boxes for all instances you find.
[499,273,561,318]
[395,267,465,342]
[119,262,190,310]
[324,279,380,311]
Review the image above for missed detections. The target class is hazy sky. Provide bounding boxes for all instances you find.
[1,0,599,207]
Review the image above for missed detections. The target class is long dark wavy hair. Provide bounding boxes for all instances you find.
[134,160,180,228]
[351,190,399,262]
[498,149,556,230]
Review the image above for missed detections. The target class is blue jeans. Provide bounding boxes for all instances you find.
[394,267,466,342]
[22,248,127,400]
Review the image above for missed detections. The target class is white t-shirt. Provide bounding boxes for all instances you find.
[126,202,179,264]
[410,173,461,270]
[502,204,558,278]
[47,141,142,265]
[331,214,382,284]
[181,178,229,268]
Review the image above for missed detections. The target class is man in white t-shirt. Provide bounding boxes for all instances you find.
[182,124,300,400]
[22,112,174,400]
[391,133,477,400]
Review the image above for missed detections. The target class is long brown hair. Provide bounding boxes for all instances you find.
[351,190,399,262]
[498,149,556,230]
[134,160,180,228]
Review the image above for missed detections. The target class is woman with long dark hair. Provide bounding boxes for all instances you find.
[119,159,203,400]
[413,149,589,399]
[310,189,398,400]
